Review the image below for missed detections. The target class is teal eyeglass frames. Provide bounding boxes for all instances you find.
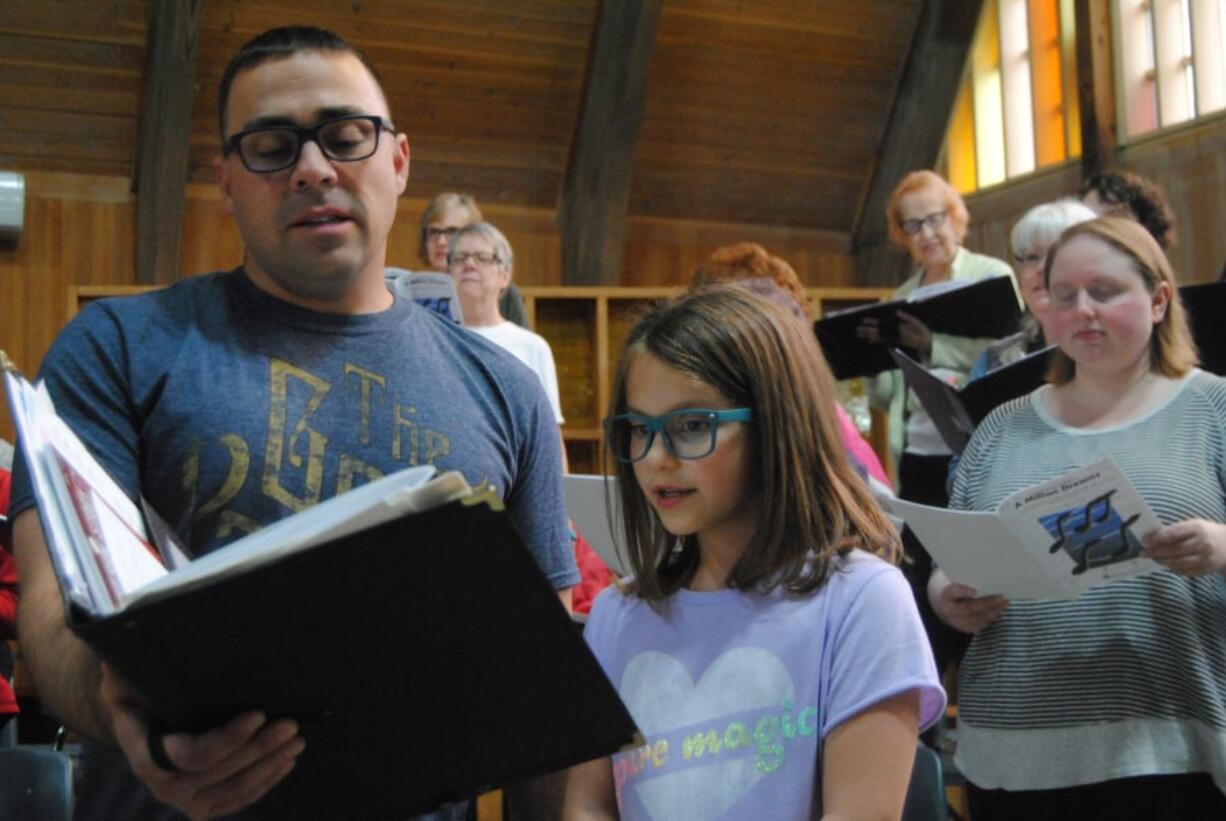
[603,407,753,463]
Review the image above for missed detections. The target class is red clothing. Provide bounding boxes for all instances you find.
[0,467,19,716]
[571,532,612,616]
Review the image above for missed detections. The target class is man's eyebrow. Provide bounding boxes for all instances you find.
[235,107,372,132]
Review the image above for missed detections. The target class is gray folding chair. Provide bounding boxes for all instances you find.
[902,743,946,821]
[0,733,74,821]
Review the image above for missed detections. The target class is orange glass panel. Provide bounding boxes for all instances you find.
[947,70,979,193]
[1029,0,1067,165]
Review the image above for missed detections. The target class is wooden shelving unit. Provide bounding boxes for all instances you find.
[69,283,894,476]
[521,286,894,474]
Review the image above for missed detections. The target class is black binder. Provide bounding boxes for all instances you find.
[815,275,1021,379]
[890,346,1053,455]
[2,361,640,820]
[74,493,639,820]
[1180,281,1226,376]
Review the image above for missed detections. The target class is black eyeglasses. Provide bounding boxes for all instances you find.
[426,227,460,242]
[223,115,396,173]
[603,408,752,463]
[899,211,947,236]
[449,251,502,266]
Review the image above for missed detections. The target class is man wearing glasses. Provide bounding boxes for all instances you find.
[9,25,577,821]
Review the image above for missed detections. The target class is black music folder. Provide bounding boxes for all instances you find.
[3,361,640,820]
[890,346,1053,454]
[815,275,1021,379]
[1180,281,1226,376]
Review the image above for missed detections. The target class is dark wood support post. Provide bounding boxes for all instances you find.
[557,0,662,285]
[1074,0,1117,180]
[133,0,203,285]
[851,0,984,287]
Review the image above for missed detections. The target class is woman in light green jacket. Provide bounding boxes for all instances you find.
[857,170,1013,675]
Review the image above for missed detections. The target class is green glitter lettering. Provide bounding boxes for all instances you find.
[753,715,783,774]
[682,729,722,759]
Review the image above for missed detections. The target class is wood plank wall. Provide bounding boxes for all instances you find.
[960,114,1226,286]
[0,172,853,442]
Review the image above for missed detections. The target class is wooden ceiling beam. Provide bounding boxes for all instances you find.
[133,0,203,285]
[557,0,662,285]
[850,0,984,287]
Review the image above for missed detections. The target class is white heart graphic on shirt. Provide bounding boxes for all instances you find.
[619,647,795,821]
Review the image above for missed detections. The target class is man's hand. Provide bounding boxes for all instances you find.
[102,665,304,820]
[928,570,1008,634]
[1142,519,1226,577]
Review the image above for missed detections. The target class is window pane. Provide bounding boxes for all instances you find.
[974,0,1008,186]
[1030,0,1068,165]
[1116,0,1160,136]
[947,69,979,193]
[1190,0,1226,113]
[1153,0,1194,124]
[1059,0,1082,156]
[1000,0,1037,175]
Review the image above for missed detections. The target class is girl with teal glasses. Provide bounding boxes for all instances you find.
[564,287,944,820]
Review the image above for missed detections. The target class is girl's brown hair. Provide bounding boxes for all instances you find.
[606,287,900,601]
[1043,216,1197,384]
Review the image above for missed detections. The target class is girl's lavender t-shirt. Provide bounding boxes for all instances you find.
[584,550,945,820]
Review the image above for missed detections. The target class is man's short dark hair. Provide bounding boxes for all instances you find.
[218,25,385,144]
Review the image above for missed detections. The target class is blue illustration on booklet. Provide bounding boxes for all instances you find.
[1040,490,1143,576]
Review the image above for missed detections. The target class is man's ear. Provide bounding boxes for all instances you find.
[392,133,410,195]
[217,156,236,217]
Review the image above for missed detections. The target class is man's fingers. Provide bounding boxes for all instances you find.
[159,711,268,773]
[164,716,299,785]
[205,755,299,819]
[193,733,305,817]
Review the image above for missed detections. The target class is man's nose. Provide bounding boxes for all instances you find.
[290,140,337,189]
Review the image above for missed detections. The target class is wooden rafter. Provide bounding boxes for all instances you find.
[1074,0,1117,178]
[851,0,985,287]
[557,0,662,285]
[133,0,203,285]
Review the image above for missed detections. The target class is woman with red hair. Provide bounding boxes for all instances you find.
[859,171,1014,674]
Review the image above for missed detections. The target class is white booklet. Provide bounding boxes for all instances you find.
[3,359,473,617]
[889,457,1164,600]
[564,474,627,576]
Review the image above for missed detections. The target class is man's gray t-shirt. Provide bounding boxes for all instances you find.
[10,268,578,820]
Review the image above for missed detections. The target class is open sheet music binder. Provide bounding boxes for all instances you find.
[3,358,640,820]
[814,275,1021,379]
[890,346,1054,455]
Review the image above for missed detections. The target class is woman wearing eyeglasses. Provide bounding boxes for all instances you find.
[414,192,528,326]
[448,222,566,445]
[966,199,1097,382]
[858,170,1013,676]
